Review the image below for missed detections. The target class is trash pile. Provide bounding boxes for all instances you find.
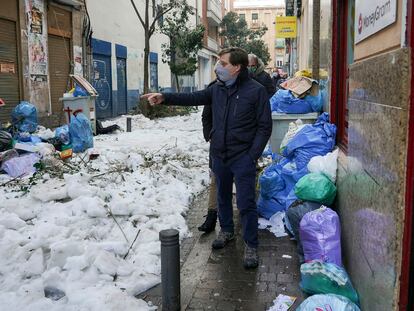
[257,112,337,217]
[0,101,95,179]
[260,113,361,310]
[270,70,329,114]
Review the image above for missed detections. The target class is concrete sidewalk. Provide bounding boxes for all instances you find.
[138,190,305,310]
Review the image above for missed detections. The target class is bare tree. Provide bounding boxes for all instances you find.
[130,0,186,93]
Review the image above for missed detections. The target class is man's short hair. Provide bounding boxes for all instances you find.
[218,47,249,69]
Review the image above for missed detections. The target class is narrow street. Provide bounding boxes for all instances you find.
[2,0,414,310]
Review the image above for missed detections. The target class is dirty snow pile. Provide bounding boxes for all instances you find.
[0,111,209,311]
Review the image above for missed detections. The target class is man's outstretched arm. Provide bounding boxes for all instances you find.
[141,88,213,107]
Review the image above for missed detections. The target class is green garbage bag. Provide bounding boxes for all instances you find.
[300,261,359,304]
[294,173,336,205]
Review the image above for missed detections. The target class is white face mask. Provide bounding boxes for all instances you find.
[214,62,233,82]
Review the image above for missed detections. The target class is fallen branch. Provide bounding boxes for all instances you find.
[0,173,25,187]
[123,229,141,259]
[107,208,129,243]
[92,168,126,179]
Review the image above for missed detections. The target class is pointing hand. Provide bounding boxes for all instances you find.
[141,93,164,106]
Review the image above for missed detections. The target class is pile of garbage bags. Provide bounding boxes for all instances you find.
[270,76,326,114]
[258,112,361,309]
[257,112,337,217]
[0,101,95,178]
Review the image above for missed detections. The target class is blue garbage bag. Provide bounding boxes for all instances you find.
[55,125,70,144]
[270,89,323,113]
[12,101,38,133]
[283,112,337,169]
[270,90,312,113]
[305,92,323,112]
[259,164,285,199]
[285,188,298,211]
[297,294,360,311]
[73,84,88,97]
[257,194,286,219]
[69,113,93,153]
[261,143,273,158]
[280,159,308,191]
[257,159,307,219]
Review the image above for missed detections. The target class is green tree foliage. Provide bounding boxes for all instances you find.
[160,4,205,92]
[219,12,271,65]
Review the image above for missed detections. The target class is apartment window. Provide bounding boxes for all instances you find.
[276,60,283,67]
[252,13,258,20]
[239,13,245,20]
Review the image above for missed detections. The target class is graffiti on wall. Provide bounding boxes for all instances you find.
[25,0,48,81]
[92,59,111,111]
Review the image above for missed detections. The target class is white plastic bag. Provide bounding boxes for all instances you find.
[279,119,305,152]
[297,294,360,311]
[307,148,339,183]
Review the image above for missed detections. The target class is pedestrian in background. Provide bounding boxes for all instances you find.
[247,54,275,98]
[141,47,272,269]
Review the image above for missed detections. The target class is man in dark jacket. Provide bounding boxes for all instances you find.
[141,47,272,269]
[247,54,275,98]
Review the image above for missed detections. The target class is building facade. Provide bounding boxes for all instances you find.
[193,0,225,90]
[0,0,87,128]
[86,0,172,119]
[233,0,286,68]
[292,0,414,310]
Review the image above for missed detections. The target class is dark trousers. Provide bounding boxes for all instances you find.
[212,153,258,248]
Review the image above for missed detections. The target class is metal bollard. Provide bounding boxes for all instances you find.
[160,229,180,311]
[126,117,132,132]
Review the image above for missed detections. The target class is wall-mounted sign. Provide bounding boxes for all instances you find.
[276,16,297,38]
[0,63,15,73]
[355,0,397,43]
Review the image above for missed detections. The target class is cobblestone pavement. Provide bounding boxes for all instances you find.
[138,190,305,310]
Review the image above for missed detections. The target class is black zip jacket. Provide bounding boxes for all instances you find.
[162,68,272,163]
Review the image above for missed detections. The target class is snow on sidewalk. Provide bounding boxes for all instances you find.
[0,111,209,311]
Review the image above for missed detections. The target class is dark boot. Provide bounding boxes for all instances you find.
[198,210,217,233]
[243,245,259,269]
[212,230,235,249]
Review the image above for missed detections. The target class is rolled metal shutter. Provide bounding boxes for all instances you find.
[48,34,71,123]
[0,18,20,123]
[47,5,72,125]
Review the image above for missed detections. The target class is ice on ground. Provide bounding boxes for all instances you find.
[0,111,209,311]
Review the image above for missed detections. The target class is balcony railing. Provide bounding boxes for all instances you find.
[207,0,222,26]
[250,20,260,29]
[207,36,219,52]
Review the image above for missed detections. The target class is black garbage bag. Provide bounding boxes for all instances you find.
[0,130,12,151]
[96,120,121,135]
[286,200,321,262]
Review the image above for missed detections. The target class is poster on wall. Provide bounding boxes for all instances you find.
[355,0,397,43]
[25,0,48,81]
[74,46,83,76]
